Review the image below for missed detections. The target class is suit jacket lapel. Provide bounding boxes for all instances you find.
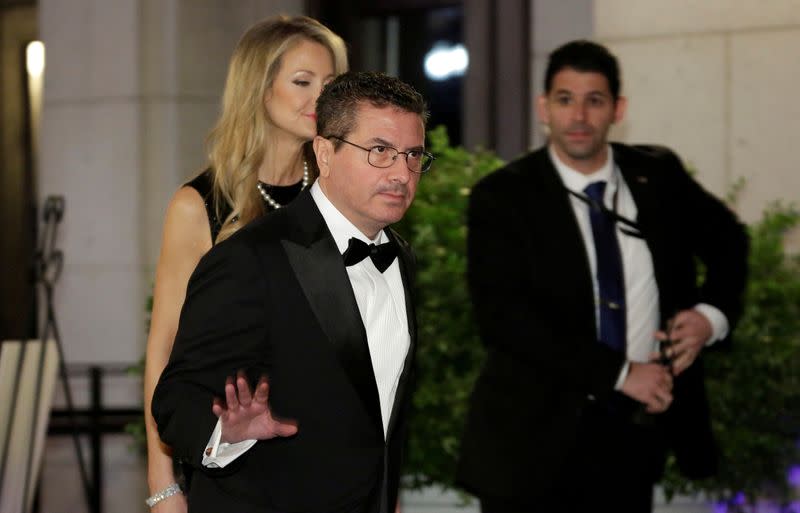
[532,150,597,321]
[280,191,383,434]
[612,145,670,313]
[613,144,656,238]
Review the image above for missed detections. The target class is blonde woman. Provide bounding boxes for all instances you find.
[143,16,347,512]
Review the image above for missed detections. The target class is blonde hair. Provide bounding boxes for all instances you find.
[207,15,348,242]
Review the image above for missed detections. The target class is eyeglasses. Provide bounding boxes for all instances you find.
[327,136,435,174]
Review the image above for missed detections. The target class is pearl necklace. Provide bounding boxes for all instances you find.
[256,160,309,209]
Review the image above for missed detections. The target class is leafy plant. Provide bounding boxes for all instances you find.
[399,131,800,507]
[395,126,503,487]
[662,202,800,509]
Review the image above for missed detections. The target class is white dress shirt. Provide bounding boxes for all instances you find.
[549,145,728,388]
[202,181,410,467]
[310,181,410,437]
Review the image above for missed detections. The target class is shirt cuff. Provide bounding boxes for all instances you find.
[201,419,257,468]
[693,303,729,346]
[614,361,630,391]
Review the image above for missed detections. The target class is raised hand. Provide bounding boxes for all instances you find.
[211,372,298,444]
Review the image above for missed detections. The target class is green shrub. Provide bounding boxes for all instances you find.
[134,126,800,508]
[399,129,800,507]
[395,126,503,487]
[662,203,800,507]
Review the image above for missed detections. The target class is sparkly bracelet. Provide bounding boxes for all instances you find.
[145,483,182,508]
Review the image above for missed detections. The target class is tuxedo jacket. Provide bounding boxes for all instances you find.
[456,143,748,500]
[152,190,417,513]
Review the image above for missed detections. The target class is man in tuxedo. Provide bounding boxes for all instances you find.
[152,71,432,513]
[456,41,748,512]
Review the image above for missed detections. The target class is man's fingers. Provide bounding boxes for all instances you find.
[253,376,270,403]
[669,337,692,353]
[635,364,673,413]
[225,376,239,410]
[665,339,694,363]
[666,311,693,343]
[662,337,680,358]
[212,397,224,418]
[670,340,701,375]
[274,422,299,438]
[645,401,663,414]
[644,393,663,413]
[645,389,672,413]
[669,310,712,344]
[237,374,253,407]
[670,310,691,330]
[672,352,692,376]
[272,417,299,438]
[655,386,672,406]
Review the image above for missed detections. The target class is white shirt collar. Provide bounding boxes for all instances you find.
[310,181,386,254]
[549,144,617,195]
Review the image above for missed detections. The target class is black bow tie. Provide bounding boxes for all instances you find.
[342,237,398,273]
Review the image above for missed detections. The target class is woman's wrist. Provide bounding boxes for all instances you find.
[145,483,182,508]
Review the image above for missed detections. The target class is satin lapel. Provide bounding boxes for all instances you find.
[388,229,417,343]
[384,229,417,438]
[280,192,383,433]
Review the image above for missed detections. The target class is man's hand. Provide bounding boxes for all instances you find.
[621,356,673,413]
[212,372,298,444]
[657,309,712,376]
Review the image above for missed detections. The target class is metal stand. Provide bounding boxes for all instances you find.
[0,196,95,513]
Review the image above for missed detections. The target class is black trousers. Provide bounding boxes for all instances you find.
[480,397,664,513]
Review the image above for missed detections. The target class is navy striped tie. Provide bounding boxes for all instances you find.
[584,181,626,353]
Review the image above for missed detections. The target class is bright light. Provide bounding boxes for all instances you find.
[424,42,468,81]
[26,41,45,78]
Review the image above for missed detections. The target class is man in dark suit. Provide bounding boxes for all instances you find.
[152,71,434,513]
[456,41,748,512]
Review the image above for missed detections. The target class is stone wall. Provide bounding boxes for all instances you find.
[595,0,800,232]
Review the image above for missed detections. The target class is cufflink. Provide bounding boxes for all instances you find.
[205,447,212,456]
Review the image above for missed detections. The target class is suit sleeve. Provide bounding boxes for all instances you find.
[467,175,625,400]
[151,238,269,470]
[663,149,749,339]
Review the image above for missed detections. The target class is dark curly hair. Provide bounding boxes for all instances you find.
[316,71,429,148]
[544,40,621,101]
